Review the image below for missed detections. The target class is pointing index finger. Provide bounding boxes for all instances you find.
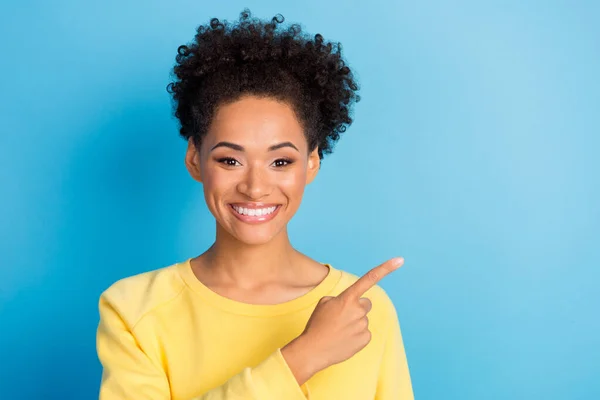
[339,257,404,300]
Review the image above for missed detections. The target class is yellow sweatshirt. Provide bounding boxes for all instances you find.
[96,258,414,399]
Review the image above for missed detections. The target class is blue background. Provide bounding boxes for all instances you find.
[1,1,598,399]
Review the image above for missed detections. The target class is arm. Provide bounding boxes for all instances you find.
[375,297,415,399]
[96,296,310,400]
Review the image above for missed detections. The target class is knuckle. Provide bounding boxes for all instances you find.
[354,311,365,320]
[367,269,379,283]
[361,316,369,329]
[341,295,354,307]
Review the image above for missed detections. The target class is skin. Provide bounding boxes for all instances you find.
[184,94,329,303]
[282,257,404,385]
[184,93,405,384]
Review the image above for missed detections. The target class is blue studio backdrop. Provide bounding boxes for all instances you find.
[1,1,599,399]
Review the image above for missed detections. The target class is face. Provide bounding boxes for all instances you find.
[185,94,320,245]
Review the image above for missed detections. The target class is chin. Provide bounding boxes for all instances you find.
[233,223,285,245]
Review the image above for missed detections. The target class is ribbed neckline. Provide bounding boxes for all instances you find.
[176,257,342,317]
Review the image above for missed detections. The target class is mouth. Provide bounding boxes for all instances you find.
[228,204,282,224]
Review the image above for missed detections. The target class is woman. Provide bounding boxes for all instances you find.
[96,9,414,399]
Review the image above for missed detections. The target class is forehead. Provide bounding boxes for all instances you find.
[206,95,306,149]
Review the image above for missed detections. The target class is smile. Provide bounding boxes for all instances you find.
[228,204,281,224]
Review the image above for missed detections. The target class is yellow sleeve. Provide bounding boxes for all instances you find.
[96,295,308,400]
[375,296,415,399]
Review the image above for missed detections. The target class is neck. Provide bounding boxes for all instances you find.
[200,223,301,287]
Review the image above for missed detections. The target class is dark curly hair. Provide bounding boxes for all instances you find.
[166,8,360,163]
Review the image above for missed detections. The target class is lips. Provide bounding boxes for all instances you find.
[228,203,281,224]
[229,202,280,208]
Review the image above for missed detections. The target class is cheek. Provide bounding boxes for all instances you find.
[200,169,231,207]
[278,169,307,198]
[202,166,234,188]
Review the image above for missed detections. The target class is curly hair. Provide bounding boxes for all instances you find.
[166,8,360,162]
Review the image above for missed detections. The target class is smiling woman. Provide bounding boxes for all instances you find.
[186,96,316,245]
[95,8,414,400]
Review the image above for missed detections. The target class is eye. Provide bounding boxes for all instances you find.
[215,157,294,168]
[216,157,240,167]
[273,158,294,168]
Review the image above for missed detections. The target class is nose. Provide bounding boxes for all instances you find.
[236,164,271,200]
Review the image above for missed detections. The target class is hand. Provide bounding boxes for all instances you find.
[282,257,405,383]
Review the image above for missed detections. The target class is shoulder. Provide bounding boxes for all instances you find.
[98,260,186,329]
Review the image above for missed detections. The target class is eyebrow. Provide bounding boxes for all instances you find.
[210,141,299,153]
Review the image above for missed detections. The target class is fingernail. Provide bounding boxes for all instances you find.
[393,257,404,267]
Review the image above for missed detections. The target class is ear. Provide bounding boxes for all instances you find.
[184,139,203,183]
[305,146,321,185]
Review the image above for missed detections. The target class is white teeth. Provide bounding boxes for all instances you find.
[232,205,277,217]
